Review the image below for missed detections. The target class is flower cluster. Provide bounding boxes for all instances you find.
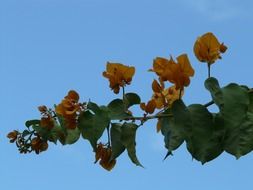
[55,90,81,129]
[140,80,183,114]
[7,130,48,154]
[103,62,135,94]
[95,143,116,171]
[30,135,48,154]
[38,105,55,130]
[150,54,194,91]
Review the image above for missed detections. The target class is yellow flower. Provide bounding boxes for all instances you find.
[55,90,81,129]
[151,54,194,90]
[194,32,227,64]
[95,143,116,171]
[103,62,135,94]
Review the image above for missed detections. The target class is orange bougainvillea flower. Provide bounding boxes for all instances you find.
[7,130,19,143]
[38,105,55,130]
[103,62,135,94]
[95,143,116,171]
[140,80,183,114]
[194,32,227,64]
[152,84,183,109]
[140,99,157,114]
[31,136,48,154]
[151,54,194,90]
[55,90,81,129]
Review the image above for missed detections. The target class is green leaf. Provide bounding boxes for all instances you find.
[205,80,253,158]
[48,124,64,144]
[160,109,184,153]
[186,104,224,164]
[110,123,125,160]
[22,130,30,138]
[25,120,40,128]
[204,77,224,110]
[64,127,81,145]
[221,83,249,131]
[107,99,130,120]
[121,123,143,167]
[78,102,110,150]
[171,100,192,137]
[124,93,141,108]
[224,112,253,159]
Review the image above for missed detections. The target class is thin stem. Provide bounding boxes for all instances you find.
[106,125,111,147]
[122,86,125,100]
[121,100,215,123]
[204,100,214,107]
[179,89,182,99]
[207,63,211,78]
[123,113,173,121]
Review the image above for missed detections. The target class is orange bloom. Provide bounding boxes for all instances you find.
[31,136,48,154]
[151,54,194,90]
[140,99,157,114]
[95,143,116,171]
[141,80,183,113]
[7,130,19,143]
[103,62,135,94]
[194,32,227,64]
[55,90,81,129]
[38,105,55,130]
[152,84,183,109]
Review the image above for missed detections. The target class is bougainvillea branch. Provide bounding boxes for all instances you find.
[8,32,253,171]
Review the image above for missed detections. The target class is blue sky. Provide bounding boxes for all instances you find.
[1,0,253,189]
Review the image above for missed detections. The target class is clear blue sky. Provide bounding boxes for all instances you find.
[1,0,253,189]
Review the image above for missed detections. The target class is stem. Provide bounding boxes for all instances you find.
[122,86,125,100]
[207,63,211,78]
[179,89,182,99]
[121,100,215,123]
[124,113,173,121]
[204,100,214,107]
[106,125,111,147]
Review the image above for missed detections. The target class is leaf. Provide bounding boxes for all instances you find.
[160,109,184,153]
[171,100,192,137]
[22,130,30,138]
[107,99,130,120]
[78,102,110,150]
[204,77,224,110]
[224,112,253,159]
[121,123,143,167]
[25,120,40,128]
[220,83,249,131]
[124,93,141,108]
[64,127,81,145]
[186,104,224,164]
[110,123,125,160]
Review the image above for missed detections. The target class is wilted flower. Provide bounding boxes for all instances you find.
[95,143,116,171]
[194,32,227,64]
[103,62,135,94]
[55,90,81,129]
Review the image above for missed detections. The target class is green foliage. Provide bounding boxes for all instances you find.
[124,93,141,108]
[107,99,131,120]
[78,102,110,150]
[110,122,142,166]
